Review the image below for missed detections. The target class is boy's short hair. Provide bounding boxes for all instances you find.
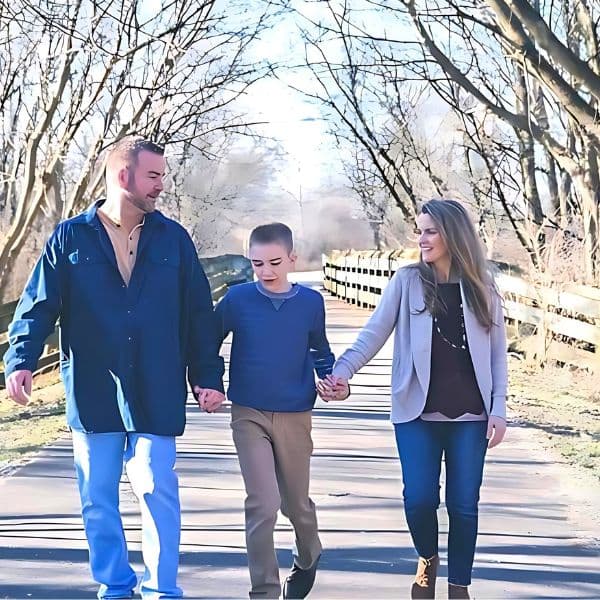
[249,223,294,253]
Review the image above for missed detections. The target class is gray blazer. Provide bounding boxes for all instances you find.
[332,267,508,422]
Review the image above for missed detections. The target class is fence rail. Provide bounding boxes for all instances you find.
[323,249,600,371]
[0,254,252,388]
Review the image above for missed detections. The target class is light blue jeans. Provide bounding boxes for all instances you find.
[72,432,183,599]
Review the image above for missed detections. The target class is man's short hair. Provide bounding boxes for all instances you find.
[249,223,294,253]
[106,136,164,173]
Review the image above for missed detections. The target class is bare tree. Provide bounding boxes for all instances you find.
[397,0,600,280]
[0,0,280,297]
[164,140,285,254]
[285,0,600,281]
[291,1,478,237]
[344,142,388,250]
[293,0,443,221]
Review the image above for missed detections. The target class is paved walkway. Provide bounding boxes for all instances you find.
[0,275,599,599]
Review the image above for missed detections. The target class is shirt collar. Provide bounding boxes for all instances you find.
[85,199,159,229]
[255,281,300,300]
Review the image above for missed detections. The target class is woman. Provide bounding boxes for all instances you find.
[321,199,508,599]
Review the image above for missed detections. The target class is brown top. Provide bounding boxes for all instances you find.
[423,283,485,419]
[97,209,144,286]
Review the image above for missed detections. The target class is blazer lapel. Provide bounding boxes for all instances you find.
[460,282,491,399]
[409,276,432,394]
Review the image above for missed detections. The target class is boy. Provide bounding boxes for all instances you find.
[216,223,347,599]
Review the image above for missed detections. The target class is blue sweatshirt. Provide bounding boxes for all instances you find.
[216,282,334,411]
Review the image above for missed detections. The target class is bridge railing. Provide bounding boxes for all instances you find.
[0,254,252,388]
[323,249,600,371]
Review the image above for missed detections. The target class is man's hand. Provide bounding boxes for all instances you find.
[6,370,33,406]
[193,386,225,413]
[317,375,350,402]
[487,415,507,449]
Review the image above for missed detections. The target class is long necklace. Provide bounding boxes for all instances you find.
[433,303,468,351]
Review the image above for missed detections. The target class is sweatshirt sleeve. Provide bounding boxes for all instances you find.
[309,294,335,379]
[214,291,233,342]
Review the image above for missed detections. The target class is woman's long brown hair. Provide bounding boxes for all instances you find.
[411,199,498,329]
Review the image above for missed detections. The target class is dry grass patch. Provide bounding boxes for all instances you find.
[508,356,600,478]
[0,372,67,471]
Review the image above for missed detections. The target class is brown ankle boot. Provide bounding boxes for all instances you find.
[448,583,470,599]
[410,555,439,599]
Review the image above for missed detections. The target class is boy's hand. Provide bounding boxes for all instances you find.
[317,375,350,402]
[193,386,225,413]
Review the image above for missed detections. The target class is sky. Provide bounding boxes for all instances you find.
[181,0,469,257]
[233,1,448,197]
[235,5,341,194]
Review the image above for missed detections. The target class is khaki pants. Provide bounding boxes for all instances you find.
[231,404,322,599]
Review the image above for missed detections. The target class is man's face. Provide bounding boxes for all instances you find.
[124,150,166,213]
[249,242,296,292]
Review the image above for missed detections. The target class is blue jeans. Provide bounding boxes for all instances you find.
[72,432,183,599]
[394,419,488,586]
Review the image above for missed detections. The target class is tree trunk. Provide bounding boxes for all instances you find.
[371,223,382,251]
[573,173,599,283]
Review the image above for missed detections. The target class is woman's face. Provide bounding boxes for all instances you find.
[415,212,450,266]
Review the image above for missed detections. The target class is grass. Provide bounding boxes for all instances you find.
[0,373,67,471]
[508,356,600,479]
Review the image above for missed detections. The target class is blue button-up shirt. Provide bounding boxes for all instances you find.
[4,201,224,435]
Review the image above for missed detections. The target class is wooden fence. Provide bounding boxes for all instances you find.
[323,249,600,371]
[0,254,252,388]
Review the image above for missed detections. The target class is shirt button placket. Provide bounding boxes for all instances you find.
[127,333,134,370]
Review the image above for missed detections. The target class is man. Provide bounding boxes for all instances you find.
[4,136,225,599]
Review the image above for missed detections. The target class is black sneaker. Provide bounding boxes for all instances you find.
[282,555,320,599]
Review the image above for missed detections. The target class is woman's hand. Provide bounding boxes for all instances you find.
[486,415,507,449]
[317,375,350,402]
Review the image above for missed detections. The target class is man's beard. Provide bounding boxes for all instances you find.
[125,178,156,213]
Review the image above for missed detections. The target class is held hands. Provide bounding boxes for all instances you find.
[6,370,33,406]
[193,386,225,413]
[486,415,507,449]
[317,374,350,402]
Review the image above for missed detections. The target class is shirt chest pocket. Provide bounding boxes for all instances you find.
[67,249,112,269]
[66,249,116,301]
[144,248,182,297]
[146,248,181,269]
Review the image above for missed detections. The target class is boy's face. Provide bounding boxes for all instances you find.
[249,242,296,292]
